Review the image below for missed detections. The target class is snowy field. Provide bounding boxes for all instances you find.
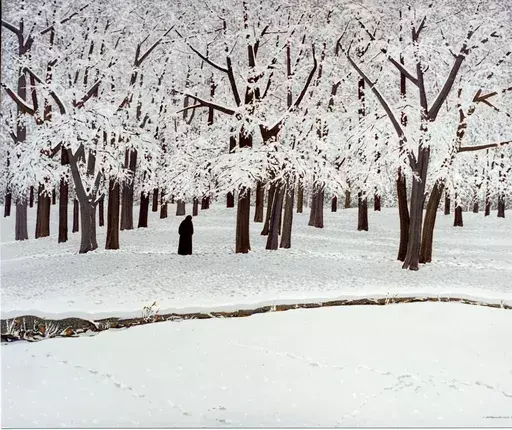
[2,302,512,427]
[1,203,511,319]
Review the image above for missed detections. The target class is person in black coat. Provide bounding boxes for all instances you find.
[178,215,194,255]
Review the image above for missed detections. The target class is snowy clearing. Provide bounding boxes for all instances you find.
[2,303,512,427]
[1,204,511,319]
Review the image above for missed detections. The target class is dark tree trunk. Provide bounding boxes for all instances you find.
[309,188,324,228]
[106,180,120,250]
[201,196,210,210]
[4,189,12,217]
[345,190,351,208]
[331,196,338,212]
[374,194,381,211]
[15,198,29,241]
[98,196,105,227]
[484,196,491,216]
[72,199,79,232]
[79,202,98,254]
[52,188,56,205]
[170,195,175,204]
[280,187,295,249]
[296,182,304,213]
[262,184,276,235]
[497,195,505,218]
[357,192,368,231]
[235,187,251,253]
[29,186,34,208]
[397,170,409,261]
[152,188,159,212]
[254,181,264,222]
[454,205,463,227]
[226,192,235,208]
[420,182,443,264]
[444,193,451,215]
[120,150,137,230]
[35,184,51,238]
[176,200,186,216]
[138,192,150,228]
[266,186,284,250]
[58,179,68,243]
[193,198,199,216]
[473,201,479,213]
[160,192,168,219]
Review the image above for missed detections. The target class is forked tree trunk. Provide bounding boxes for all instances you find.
[296,183,304,213]
[29,186,34,208]
[138,192,149,228]
[226,192,235,208]
[176,200,186,216]
[98,196,105,227]
[79,201,98,254]
[280,187,295,249]
[420,181,443,264]
[262,184,276,235]
[15,198,29,241]
[497,195,505,218]
[444,193,450,215]
[160,192,168,219]
[235,187,251,253]
[254,181,264,222]
[454,206,463,227]
[266,186,284,250]
[397,170,409,261]
[52,188,56,205]
[345,190,351,208]
[106,180,120,250]
[201,196,210,210]
[72,199,79,232]
[374,194,381,211]
[58,178,68,243]
[152,188,159,212]
[193,198,199,216]
[35,184,51,239]
[357,192,368,231]
[331,196,337,212]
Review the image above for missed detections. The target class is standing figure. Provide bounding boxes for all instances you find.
[178,215,194,255]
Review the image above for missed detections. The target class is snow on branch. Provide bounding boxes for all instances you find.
[176,92,236,116]
[1,83,36,115]
[459,141,511,153]
[23,67,67,115]
[1,20,20,35]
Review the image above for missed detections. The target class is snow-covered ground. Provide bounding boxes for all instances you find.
[1,204,511,319]
[2,302,512,427]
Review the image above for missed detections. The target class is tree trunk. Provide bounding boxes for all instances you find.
[254,181,264,222]
[357,192,368,231]
[262,184,276,235]
[15,198,29,241]
[52,188,56,205]
[120,150,137,230]
[266,186,284,250]
[29,186,34,208]
[106,180,120,250]
[176,200,186,216]
[72,199,79,232]
[160,192,168,219]
[98,196,105,227]
[444,193,450,215]
[309,188,324,228]
[4,189,12,217]
[374,194,381,211]
[35,184,51,239]
[420,182,443,264]
[497,195,505,218]
[193,198,199,216]
[485,196,491,216]
[397,170,409,262]
[201,196,210,210]
[152,188,159,212]
[79,202,98,254]
[454,206,463,227]
[58,179,68,243]
[226,192,235,208]
[473,201,479,213]
[235,187,251,253]
[138,192,149,228]
[345,190,351,208]
[280,187,295,249]
[331,196,338,212]
[296,182,304,213]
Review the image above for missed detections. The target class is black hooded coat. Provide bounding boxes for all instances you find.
[178,215,194,255]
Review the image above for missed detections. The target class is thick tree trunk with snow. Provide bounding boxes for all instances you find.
[280,187,295,249]
[58,179,68,243]
[79,202,98,254]
[297,183,304,213]
[444,193,451,215]
[309,188,324,228]
[454,206,463,227]
[331,196,338,212]
[35,184,51,239]
[193,198,199,216]
[176,200,186,216]
[254,181,264,222]
[397,170,410,262]
[497,195,505,218]
[374,195,381,211]
[420,182,443,264]
[262,184,276,236]
[72,199,79,232]
[266,186,284,250]
[106,180,120,250]
[226,192,235,208]
[160,192,168,219]
[345,190,351,209]
[236,187,251,253]
[152,188,159,212]
[357,193,368,231]
[138,192,149,228]
[15,198,28,241]
[201,196,210,210]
